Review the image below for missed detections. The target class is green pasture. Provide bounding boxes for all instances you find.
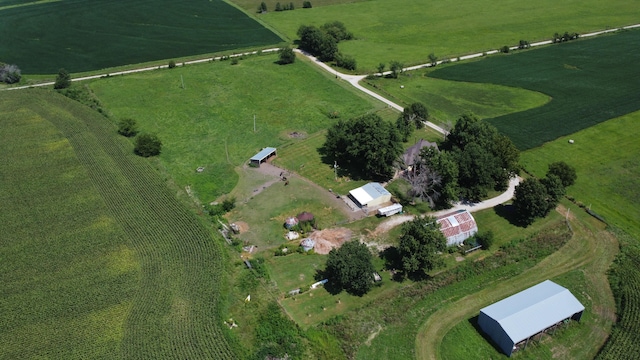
[254,0,639,72]
[90,53,382,202]
[361,72,549,126]
[0,0,283,74]
[520,110,640,243]
[429,29,640,150]
[0,90,237,358]
[228,175,350,249]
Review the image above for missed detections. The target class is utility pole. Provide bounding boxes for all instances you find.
[181,75,185,89]
[253,114,256,132]
[334,160,338,181]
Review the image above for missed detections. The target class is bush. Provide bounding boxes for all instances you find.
[335,53,356,70]
[278,46,296,65]
[0,63,21,84]
[302,1,312,8]
[134,133,162,157]
[476,230,494,249]
[54,68,72,90]
[168,60,176,68]
[117,118,138,137]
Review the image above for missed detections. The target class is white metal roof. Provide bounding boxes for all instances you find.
[480,280,585,344]
[250,147,276,162]
[349,182,390,206]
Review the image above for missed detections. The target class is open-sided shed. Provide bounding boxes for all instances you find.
[250,147,276,166]
[478,280,585,357]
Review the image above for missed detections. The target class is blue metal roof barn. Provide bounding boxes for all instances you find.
[249,147,276,166]
[478,280,585,356]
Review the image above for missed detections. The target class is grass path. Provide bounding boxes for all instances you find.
[415,208,618,359]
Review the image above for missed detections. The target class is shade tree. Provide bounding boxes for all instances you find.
[324,241,375,296]
[397,216,447,279]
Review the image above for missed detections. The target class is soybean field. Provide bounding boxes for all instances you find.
[0,90,237,359]
[429,29,640,150]
[0,0,283,74]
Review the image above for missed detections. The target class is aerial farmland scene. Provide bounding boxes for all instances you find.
[2,0,640,358]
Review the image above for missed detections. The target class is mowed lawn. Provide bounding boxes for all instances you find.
[91,53,382,201]
[1,90,238,359]
[0,0,283,74]
[254,0,639,72]
[520,110,640,243]
[428,29,640,150]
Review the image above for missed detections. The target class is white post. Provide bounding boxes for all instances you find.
[334,161,337,181]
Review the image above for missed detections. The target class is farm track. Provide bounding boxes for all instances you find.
[25,91,237,359]
[415,210,617,360]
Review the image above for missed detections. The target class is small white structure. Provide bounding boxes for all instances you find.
[436,209,478,246]
[378,203,403,217]
[348,182,392,208]
[286,231,300,240]
[284,216,299,229]
[300,238,315,252]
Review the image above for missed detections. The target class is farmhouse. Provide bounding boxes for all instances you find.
[478,280,585,357]
[348,182,391,208]
[436,209,478,246]
[402,138,439,168]
[249,147,277,167]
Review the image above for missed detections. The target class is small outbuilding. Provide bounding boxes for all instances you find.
[250,147,277,167]
[300,238,316,252]
[296,211,315,223]
[348,182,391,208]
[478,280,585,357]
[436,209,478,246]
[284,217,299,229]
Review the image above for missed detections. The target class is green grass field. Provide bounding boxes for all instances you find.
[520,110,640,243]
[428,29,640,150]
[361,71,550,126]
[253,0,639,72]
[0,90,237,358]
[90,53,382,202]
[0,0,283,74]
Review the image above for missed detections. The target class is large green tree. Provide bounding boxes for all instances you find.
[512,177,551,226]
[421,147,459,208]
[297,25,338,62]
[547,161,577,187]
[323,113,403,179]
[324,241,375,296]
[397,216,447,279]
[443,113,519,201]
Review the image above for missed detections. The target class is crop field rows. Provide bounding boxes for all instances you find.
[5,90,237,359]
[0,0,283,74]
[429,29,640,150]
[596,245,640,360]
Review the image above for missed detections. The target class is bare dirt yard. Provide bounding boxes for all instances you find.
[308,228,353,254]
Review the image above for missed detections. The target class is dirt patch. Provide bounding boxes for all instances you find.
[309,228,353,254]
[288,131,307,139]
[233,221,249,233]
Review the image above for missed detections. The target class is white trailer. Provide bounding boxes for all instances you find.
[378,203,403,217]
